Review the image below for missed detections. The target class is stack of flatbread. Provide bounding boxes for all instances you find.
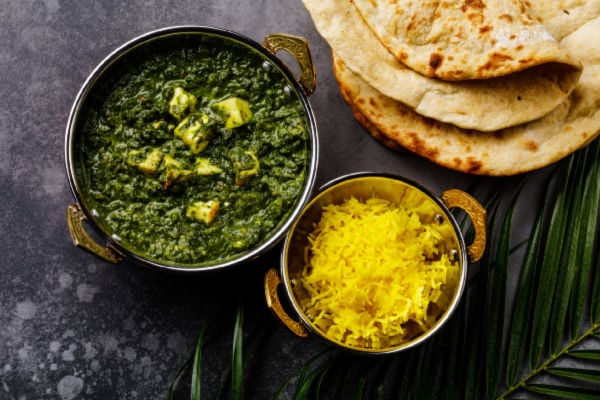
[302,0,600,175]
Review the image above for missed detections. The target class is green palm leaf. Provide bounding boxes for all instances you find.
[586,142,600,325]
[231,303,244,400]
[528,157,574,369]
[369,357,393,399]
[351,371,368,400]
[570,141,600,335]
[506,199,545,386]
[416,334,446,398]
[549,148,588,353]
[294,355,337,399]
[569,349,600,360]
[524,383,600,399]
[547,367,600,383]
[166,324,203,400]
[486,184,521,398]
[393,343,418,398]
[501,139,600,398]
[191,324,206,400]
[594,253,600,324]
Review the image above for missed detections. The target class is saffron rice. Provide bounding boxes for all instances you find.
[297,195,460,349]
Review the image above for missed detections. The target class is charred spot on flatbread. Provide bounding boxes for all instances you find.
[429,53,444,70]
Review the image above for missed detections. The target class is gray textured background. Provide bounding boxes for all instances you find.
[0,0,549,399]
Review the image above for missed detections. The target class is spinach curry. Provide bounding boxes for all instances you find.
[77,34,310,265]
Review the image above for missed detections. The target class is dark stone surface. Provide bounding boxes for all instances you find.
[0,1,543,399]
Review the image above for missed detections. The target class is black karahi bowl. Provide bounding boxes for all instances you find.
[65,26,319,272]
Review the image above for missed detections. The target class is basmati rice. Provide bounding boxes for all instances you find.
[297,195,460,349]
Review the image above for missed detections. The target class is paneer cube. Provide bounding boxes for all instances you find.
[230,148,260,186]
[186,200,220,225]
[213,97,253,129]
[174,113,212,154]
[161,155,194,188]
[194,158,223,176]
[127,148,163,174]
[169,87,197,120]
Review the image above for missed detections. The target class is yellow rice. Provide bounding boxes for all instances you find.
[298,195,460,349]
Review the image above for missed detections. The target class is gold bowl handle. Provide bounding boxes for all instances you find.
[440,189,487,263]
[263,33,316,96]
[66,204,123,264]
[264,268,308,337]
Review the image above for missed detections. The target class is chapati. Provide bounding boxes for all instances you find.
[301,0,581,131]
[331,16,600,175]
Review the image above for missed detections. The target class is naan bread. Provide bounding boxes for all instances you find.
[351,0,581,80]
[527,0,600,40]
[343,92,409,153]
[331,16,600,175]
[301,0,581,131]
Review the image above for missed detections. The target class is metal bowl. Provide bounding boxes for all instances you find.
[265,172,487,354]
[65,26,319,272]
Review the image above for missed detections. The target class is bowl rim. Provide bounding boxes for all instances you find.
[279,171,469,354]
[64,25,319,272]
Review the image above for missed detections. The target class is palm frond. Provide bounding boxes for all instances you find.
[506,199,545,386]
[485,184,522,398]
[593,254,600,324]
[526,383,600,399]
[368,357,393,400]
[414,334,446,398]
[570,141,600,336]
[272,350,331,399]
[569,348,600,361]
[231,303,244,400]
[549,146,590,354]
[547,367,600,383]
[165,334,195,400]
[500,139,600,398]
[191,324,206,400]
[293,352,337,399]
[392,342,418,398]
[585,141,600,325]
[528,157,574,369]
[441,297,466,400]
[165,322,205,400]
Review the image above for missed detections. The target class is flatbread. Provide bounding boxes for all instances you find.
[331,17,600,175]
[301,0,581,132]
[343,91,408,153]
[351,0,581,80]
[527,0,600,40]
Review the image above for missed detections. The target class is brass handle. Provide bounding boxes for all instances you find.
[263,33,316,96]
[440,189,487,263]
[66,204,124,264]
[264,268,308,337]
